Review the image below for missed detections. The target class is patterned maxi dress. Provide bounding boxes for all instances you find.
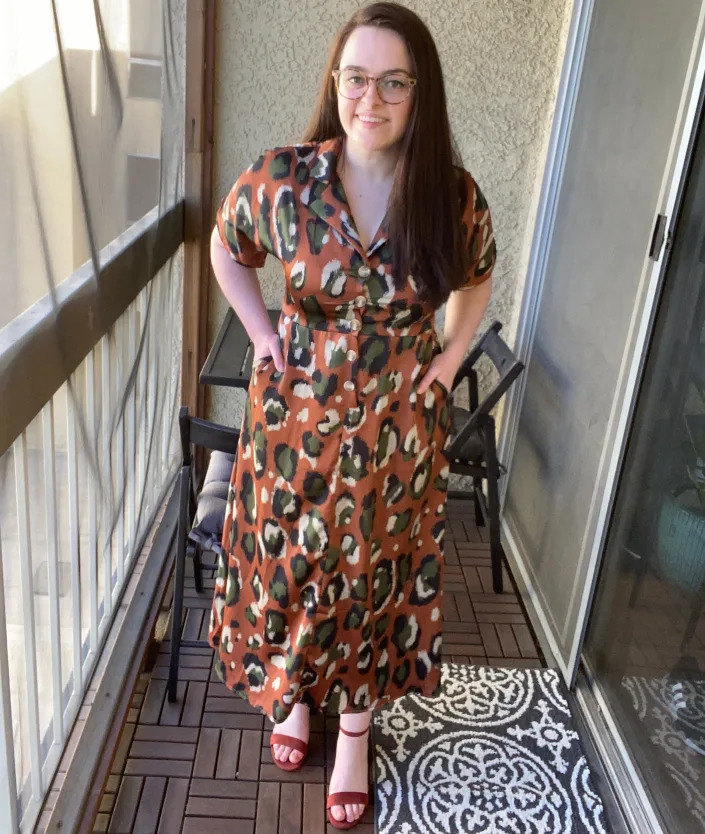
[208,137,496,722]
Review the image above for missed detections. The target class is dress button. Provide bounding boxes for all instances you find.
[354,295,366,308]
[344,381,355,391]
[349,319,361,331]
[347,349,357,361]
[358,265,371,278]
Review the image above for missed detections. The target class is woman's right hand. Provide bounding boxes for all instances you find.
[253,331,285,373]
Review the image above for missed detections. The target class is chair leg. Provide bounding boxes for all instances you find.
[168,464,191,703]
[473,477,484,526]
[484,419,503,594]
[192,543,203,593]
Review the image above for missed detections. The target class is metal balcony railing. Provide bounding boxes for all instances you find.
[0,201,184,833]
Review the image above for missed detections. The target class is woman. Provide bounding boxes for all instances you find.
[208,2,495,829]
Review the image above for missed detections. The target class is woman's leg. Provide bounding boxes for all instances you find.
[270,702,310,765]
[328,708,372,825]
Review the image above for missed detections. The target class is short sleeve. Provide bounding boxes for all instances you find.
[458,171,497,290]
[216,153,270,268]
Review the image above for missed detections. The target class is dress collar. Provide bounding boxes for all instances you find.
[302,136,389,259]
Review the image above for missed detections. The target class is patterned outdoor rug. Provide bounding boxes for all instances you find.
[372,663,607,834]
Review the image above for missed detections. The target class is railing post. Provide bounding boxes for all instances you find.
[14,433,43,804]
[0,536,19,833]
[42,401,65,749]
[182,0,215,422]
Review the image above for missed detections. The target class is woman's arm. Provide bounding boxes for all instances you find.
[416,278,492,394]
[210,226,285,371]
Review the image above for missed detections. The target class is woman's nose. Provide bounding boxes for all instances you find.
[360,79,383,106]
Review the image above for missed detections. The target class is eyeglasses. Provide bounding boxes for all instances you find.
[332,68,417,104]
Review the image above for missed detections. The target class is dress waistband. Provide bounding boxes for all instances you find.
[281,304,436,338]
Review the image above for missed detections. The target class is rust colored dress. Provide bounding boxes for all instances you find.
[208,137,496,722]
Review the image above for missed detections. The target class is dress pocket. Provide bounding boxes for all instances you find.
[252,355,274,376]
[430,377,450,398]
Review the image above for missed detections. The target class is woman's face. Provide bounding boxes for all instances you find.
[336,25,414,155]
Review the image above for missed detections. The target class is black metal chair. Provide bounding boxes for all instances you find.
[167,406,240,703]
[445,321,524,593]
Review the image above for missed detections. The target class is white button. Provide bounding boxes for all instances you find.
[349,320,361,331]
[344,381,355,391]
[355,295,366,308]
[358,265,371,278]
[346,350,357,361]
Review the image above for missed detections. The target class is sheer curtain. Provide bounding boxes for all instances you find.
[0,1,186,829]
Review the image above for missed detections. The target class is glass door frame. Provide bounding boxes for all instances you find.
[564,17,705,687]
[569,21,705,834]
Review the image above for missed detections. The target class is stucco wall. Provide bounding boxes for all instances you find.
[209,0,573,425]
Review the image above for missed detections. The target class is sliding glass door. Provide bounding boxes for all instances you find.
[583,107,705,833]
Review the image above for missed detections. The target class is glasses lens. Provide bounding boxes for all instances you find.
[338,69,367,99]
[377,74,413,103]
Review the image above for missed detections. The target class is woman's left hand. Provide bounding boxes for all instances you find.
[415,352,460,395]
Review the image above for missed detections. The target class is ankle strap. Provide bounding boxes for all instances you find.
[339,725,370,737]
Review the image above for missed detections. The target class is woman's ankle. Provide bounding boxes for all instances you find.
[338,710,372,735]
[272,702,310,725]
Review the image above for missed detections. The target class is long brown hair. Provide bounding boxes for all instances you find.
[303,2,468,308]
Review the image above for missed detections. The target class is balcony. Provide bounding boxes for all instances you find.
[42,501,543,834]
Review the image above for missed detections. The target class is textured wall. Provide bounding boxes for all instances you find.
[209,0,572,425]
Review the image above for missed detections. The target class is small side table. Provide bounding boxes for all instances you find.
[200,308,281,390]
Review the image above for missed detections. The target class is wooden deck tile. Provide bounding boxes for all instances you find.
[139,679,167,724]
[190,778,257,798]
[278,783,303,834]
[129,740,197,760]
[215,728,241,779]
[109,776,142,832]
[93,504,544,832]
[479,623,502,657]
[238,728,263,779]
[496,623,521,657]
[181,680,208,726]
[302,783,326,834]
[513,623,540,658]
[159,680,186,725]
[156,778,189,834]
[183,818,254,833]
[132,776,166,834]
[133,725,199,743]
[185,796,257,817]
[193,727,220,778]
[124,758,193,778]
[256,781,280,833]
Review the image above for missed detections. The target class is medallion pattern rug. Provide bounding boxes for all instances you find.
[372,663,607,834]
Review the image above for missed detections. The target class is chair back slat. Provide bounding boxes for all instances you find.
[482,327,520,377]
[446,321,524,462]
[188,416,240,456]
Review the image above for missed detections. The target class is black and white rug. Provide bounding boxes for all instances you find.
[372,663,607,834]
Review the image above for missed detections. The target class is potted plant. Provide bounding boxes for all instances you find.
[657,414,705,593]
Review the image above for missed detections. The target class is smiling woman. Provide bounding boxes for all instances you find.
[207,2,496,829]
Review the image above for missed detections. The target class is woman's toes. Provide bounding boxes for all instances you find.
[331,805,346,822]
[289,749,302,763]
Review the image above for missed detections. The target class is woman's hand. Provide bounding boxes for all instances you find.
[253,331,286,373]
[415,351,460,395]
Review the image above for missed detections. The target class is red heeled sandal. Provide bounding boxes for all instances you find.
[270,728,309,772]
[326,725,370,830]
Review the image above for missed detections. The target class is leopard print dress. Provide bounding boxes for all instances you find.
[208,136,495,722]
